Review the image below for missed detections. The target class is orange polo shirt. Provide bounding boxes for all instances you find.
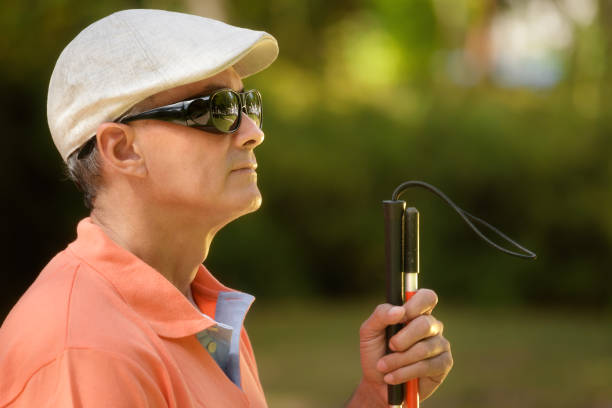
[0,218,267,407]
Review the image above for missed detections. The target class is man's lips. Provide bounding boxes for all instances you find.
[231,162,258,172]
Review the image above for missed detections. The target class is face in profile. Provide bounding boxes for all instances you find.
[123,68,265,226]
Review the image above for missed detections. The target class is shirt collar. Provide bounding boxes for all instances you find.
[67,217,238,338]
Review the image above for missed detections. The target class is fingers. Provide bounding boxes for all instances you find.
[383,350,453,385]
[402,289,438,321]
[359,289,438,342]
[358,289,452,397]
[375,289,450,387]
[389,314,443,352]
[377,334,450,373]
[359,303,406,342]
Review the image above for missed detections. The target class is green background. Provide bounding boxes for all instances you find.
[1,0,610,406]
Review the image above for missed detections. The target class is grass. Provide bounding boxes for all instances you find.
[245,298,612,408]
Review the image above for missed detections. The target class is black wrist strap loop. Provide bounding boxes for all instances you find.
[392,180,537,260]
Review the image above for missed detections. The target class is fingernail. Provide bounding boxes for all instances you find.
[384,374,394,384]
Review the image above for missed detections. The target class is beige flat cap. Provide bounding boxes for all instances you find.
[47,9,279,161]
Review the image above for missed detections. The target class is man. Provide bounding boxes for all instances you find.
[0,9,452,407]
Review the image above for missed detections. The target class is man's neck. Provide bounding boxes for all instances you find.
[90,202,220,297]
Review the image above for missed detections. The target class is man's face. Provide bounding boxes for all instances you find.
[128,68,264,226]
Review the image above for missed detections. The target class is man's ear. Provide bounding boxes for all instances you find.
[96,122,147,177]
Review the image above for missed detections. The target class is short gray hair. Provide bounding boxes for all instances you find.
[65,137,102,209]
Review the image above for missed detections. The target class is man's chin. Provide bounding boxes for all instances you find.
[244,193,262,214]
[230,189,262,218]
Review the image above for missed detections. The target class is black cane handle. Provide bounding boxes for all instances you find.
[383,200,406,405]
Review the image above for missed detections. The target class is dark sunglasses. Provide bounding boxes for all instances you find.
[116,88,263,133]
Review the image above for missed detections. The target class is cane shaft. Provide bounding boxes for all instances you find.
[404,208,420,408]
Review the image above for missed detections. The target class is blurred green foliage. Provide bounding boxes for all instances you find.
[248,298,612,407]
[2,0,612,319]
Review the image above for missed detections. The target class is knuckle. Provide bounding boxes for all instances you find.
[438,352,450,369]
[428,319,443,337]
[438,320,445,333]
[417,315,436,335]
[420,288,438,306]
[440,351,454,372]
[441,335,451,351]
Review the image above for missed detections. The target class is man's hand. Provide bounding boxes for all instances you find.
[347,289,453,407]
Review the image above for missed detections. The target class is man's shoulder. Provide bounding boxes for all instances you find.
[0,249,161,402]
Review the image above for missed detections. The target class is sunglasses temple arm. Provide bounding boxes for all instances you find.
[118,103,186,123]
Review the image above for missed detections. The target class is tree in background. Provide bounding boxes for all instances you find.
[1,0,611,320]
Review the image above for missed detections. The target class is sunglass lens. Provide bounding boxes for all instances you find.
[187,99,210,125]
[211,91,240,132]
[243,91,262,128]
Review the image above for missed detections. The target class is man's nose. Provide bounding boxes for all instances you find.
[234,113,264,149]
